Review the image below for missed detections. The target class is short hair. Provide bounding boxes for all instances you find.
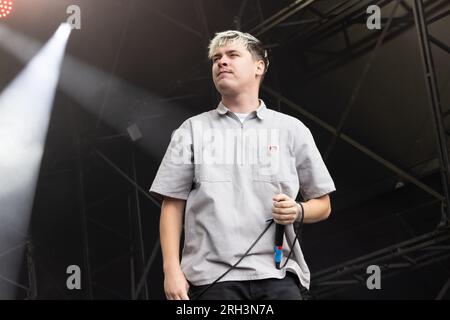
[208,30,269,73]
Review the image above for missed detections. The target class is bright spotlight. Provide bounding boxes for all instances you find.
[0,23,72,299]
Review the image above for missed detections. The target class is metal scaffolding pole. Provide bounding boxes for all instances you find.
[315,250,450,298]
[128,196,137,299]
[135,237,161,299]
[25,240,37,300]
[278,0,384,47]
[273,0,448,81]
[323,0,402,160]
[94,0,136,131]
[234,0,248,30]
[93,148,160,208]
[193,0,218,111]
[141,2,202,38]
[92,147,163,299]
[436,277,450,299]
[249,0,318,36]
[0,219,34,299]
[262,85,445,202]
[250,0,450,299]
[310,226,450,298]
[80,144,149,299]
[70,107,94,299]
[131,146,149,299]
[412,0,450,225]
[314,227,450,281]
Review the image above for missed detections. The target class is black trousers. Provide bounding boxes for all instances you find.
[188,272,303,300]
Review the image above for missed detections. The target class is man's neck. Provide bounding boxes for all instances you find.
[221,93,260,114]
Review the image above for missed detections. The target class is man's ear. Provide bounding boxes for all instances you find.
[255,59,265,76]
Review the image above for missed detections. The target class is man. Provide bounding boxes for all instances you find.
[150,30,336,300]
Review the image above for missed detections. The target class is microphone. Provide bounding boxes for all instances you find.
[274,223,284,269]
[274,186,285,269]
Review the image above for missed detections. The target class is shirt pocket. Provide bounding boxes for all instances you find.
[252,151,298,183]
[195,164,232,182]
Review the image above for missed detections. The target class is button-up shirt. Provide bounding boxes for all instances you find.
[150,100,336,288]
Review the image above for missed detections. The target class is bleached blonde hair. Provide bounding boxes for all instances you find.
[207,30,269,72]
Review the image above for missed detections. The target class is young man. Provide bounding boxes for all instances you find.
[150,30,336,300]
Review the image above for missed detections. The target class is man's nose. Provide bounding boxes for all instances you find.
[218,57,228,66]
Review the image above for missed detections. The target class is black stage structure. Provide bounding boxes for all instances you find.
[0,0,449,299]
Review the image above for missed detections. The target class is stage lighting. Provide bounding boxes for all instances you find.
[127,123,143,142]
[0,23,71,298]
[0,0,13,19]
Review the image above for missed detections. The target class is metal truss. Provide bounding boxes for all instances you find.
[74,140,161,299]
[131,0,450,298]
[262,85,445,202]
[254,0,449,80]
[249,0,319,36]
[310,225,450,298]
[248,0,449,211]
[0,223,37,299]
[301,0,450,80]
[257,0,450,298]
[93,148,161,299]
[68,96,163,299]
[412,0,450,227]
[53,0,449,299]
[60,0,207,300]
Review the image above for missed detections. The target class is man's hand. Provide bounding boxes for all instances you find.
[272,194,301,225]
[164,267,190,300]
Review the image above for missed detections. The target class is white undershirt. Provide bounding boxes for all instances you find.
[233,112,249,124]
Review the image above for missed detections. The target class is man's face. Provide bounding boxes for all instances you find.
[211,41,264,95]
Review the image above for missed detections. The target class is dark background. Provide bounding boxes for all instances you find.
[0,0,449,299]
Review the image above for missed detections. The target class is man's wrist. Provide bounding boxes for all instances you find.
[295,201,304,222]
[163,262,182,274]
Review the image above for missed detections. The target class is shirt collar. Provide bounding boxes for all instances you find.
[216,100,267,120]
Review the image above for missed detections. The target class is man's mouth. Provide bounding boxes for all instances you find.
[217,70,232,77]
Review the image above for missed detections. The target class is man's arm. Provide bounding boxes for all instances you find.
[272,194,331,225]
[160,196,190,300]
[298,194,331,223]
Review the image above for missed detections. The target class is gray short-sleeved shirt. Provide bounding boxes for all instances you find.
[150,100,336,289]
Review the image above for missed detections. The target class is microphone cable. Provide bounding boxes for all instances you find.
[276,202,304,270]
[191,202,304,300]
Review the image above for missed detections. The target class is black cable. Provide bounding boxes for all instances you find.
[279,202,304,269]
[191,202,305,300]
[192,219,274,300]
